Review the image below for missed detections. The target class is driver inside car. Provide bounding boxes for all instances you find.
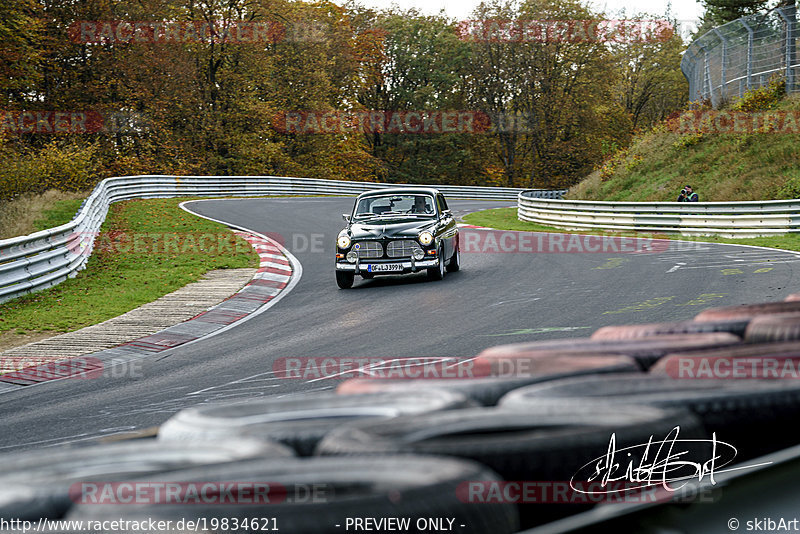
[410,196,432,214]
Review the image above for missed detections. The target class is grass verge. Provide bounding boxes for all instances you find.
[0,190,88,239]
[463,207,800,253]
[0,197,259,338]
[568,91,800,202]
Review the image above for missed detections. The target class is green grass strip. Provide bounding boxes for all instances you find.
[32,198,86,231]
[0,198,259,335]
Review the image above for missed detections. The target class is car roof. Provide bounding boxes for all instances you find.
[356,188,441,199]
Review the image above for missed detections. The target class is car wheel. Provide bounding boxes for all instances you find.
[446,239,460,273]
[427,245,445,281]
[336,271,354,289]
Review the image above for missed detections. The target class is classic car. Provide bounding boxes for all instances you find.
[335,188,460,289]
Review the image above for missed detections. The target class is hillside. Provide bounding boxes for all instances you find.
[568,83,800,202]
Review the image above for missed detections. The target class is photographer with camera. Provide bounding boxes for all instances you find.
[677,185,698,202]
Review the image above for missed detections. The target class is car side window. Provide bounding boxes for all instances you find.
[437,194,448,214]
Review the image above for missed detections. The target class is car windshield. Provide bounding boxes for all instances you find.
[353,194,436,219]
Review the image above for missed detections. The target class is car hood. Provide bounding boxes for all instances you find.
[347,219,436,240]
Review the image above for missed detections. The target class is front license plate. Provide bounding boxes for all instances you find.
[367,263,403,272]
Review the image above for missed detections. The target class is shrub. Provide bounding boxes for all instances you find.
[732,77,786,112]
[0,140,101,201]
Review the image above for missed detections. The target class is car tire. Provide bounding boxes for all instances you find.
[743,313,800,343]
[335,354,641,406]
[336,271,354,289]
[498,373,800,460]
[427,245,445,281]
[317,404,700,479]
[591,319,750,340]
[317,404,702,528]
[0,439,285,520]
[695,300,800,321]
[650,340,800,377]
[474,332,741,371]
[158,391,473,456]
[446,239,461,272]
[67,456,520,534]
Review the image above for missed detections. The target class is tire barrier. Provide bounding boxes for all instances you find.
[473,333,742,371]
[158,391,473,456]
[695,300,800,321]
[7,288,800,531]
[650,341,800,379]
[498,374,800,461]
[591,318,750,340]
[67,456,520,534]
[316,404,702,528]
[506,441,800,533]
[335,354,641,406]
[744,313,800,343]
[0,439,289,520]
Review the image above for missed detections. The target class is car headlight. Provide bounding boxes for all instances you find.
[337,235,351,249]
[413,248,425,260]
[418,231,433,246]
[346,251,358,263]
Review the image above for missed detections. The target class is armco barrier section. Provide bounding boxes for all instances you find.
[0,175,564,304]
[518,191,800,238]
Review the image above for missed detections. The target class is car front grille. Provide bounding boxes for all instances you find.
[386,239,419,258]
[353,241,383,259]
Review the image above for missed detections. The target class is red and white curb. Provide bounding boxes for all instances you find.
[0,207,302,391]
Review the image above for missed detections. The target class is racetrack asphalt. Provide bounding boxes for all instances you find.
[0,197,797,452]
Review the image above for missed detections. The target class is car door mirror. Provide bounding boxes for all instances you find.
[342,213,351,223]
[442,209,453,218]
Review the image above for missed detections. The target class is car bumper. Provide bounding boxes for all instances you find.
[336,259,439,273]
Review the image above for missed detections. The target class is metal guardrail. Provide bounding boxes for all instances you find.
[0,175,564,304]
[682,5,798,105]
[518,191,800,238]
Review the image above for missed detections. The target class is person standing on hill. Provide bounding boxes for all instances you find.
[677,185,698,202]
